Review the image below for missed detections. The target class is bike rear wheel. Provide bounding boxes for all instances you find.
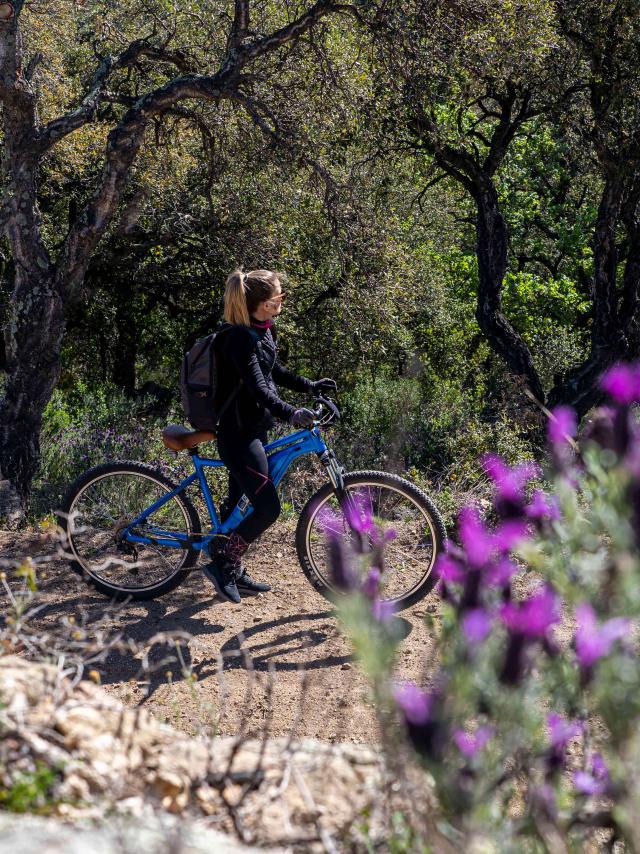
[295,470,446,610]
[57,462,201,601]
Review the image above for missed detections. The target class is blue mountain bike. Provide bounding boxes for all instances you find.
[58,397,446,610]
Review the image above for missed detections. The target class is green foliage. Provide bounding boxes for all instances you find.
[5,0,637,522]
[33,383,171,518]
[357,808,430,854]
[338,368,423,471]
[334,396,640,848]
[0,763,60,814]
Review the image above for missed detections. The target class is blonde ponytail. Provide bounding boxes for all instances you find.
[223,268,281,325]
[224,269,251,326]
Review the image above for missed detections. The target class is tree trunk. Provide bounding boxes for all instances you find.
[0,0,346,521]
[0,268,65,525]
[112,288,137,395]
[546,174,630,417]
[474,183,545,402]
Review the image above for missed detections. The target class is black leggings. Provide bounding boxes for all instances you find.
[216,428,281,545]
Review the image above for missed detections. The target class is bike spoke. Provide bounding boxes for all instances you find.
[67,470,192,592]
[305,479,439,602]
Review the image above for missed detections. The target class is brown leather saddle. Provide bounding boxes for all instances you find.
[161,424,216,452]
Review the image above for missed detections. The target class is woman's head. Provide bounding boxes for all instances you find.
[224,269,285,325]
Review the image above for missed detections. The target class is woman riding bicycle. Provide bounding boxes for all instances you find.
[204,268,337,604]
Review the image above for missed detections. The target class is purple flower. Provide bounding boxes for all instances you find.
[395,684,447,760]
[327,531,357,591]
[548,713,583,749]
[482,454,539,507]
[434,553,465,584]
[344,490,374,533]
[493,519,529,551]
[459,507,494,567]
[574,753,610,796]
[581,406,620,454]
[316,506,344,537]
[371,597,396,624]
[485,557,519,588]
[525,490,561,521]
[457,509,527,573]
[462,608,493,643]
[600,363,640,404]
[500,586,561,638]
[394,682,432,725]
[548,406,577,446]
[362,567,381,599]
[453,726,493,757]
[574,603,629,668]
[371,526,397,545]
[592,753,608,780]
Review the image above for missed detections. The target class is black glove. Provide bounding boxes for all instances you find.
[290,407,316,428]
[309,377,337,395]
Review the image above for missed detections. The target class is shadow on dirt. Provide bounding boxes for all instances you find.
[217,611,412,673]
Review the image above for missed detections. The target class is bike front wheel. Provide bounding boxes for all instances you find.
[57,462,201,601]
[295,470,446,611]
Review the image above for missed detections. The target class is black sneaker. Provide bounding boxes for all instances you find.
[236,568,271,595]
[203,556,241,604]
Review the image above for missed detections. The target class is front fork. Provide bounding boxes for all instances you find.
[317,449,366,550]
[318,448,346,496]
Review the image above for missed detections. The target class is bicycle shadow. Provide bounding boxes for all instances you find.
[24,574,414,696]
[25,585,226,701]
[97,598,226,700]
[215,610,412,673]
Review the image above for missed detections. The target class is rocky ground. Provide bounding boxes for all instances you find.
[0,655,401,850]
[0,523,440,745]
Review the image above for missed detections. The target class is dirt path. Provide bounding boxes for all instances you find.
[0,522,439,744]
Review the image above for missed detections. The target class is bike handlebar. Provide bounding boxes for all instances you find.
[311,394,340,426]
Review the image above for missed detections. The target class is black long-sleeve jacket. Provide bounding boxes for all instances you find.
[214,321,312,434]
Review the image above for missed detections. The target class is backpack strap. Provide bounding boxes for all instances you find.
[215,325,262,424]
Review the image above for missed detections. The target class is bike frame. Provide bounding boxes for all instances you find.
[122,426,345,554]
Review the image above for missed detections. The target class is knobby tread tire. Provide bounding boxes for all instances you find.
[295,470,447,611]
[57,461,201,601]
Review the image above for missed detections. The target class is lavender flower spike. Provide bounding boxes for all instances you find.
[482,454,540,508]
[462,608,493,643]
[362,567,381,599]
[393,682,432,725]
[548,713,583,749]
[574,753,610,796]
[434,553,465,584]
[453,726,493,758]
[500,586,561,638]
[574,603,630,668]
[459,506,494,568]
[600,363,640,404]
[525,490,561,521]
[371,597,397,624]
[344,490,374,533]
[326,530,357,592]
[548,406,577,446]
[493,519,529,552]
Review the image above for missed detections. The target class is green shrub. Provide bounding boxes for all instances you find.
[331,363,640,850]
[0,763,60,814]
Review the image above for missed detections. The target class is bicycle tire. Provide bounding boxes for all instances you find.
[57,461,201,601]
[295,470,446,611]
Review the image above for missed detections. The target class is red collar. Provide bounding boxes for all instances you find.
[250,317,272,329]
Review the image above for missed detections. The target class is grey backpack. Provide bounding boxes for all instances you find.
[180,324,260,431]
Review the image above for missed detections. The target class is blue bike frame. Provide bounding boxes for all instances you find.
[122,426,342,554]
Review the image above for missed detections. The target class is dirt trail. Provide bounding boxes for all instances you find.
[0,522,439,743]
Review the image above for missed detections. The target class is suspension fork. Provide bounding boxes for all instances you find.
[317,449,366,549]
[317,448,345,496]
